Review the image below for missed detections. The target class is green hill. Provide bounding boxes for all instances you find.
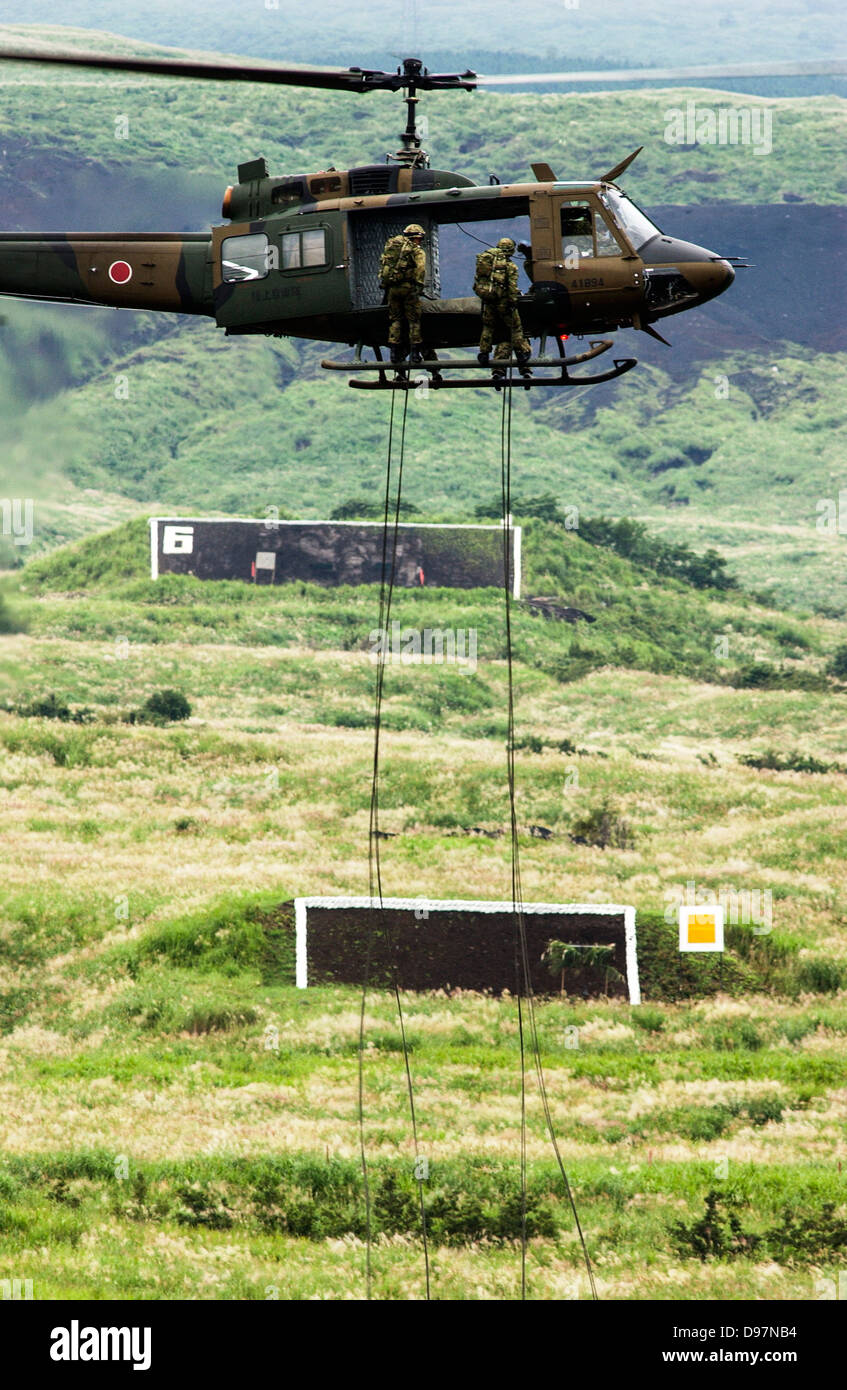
[14,514,844,691]
[0,29,843,202]
[5,318,845,613]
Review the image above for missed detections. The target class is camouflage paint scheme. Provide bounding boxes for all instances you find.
[0,160,735,351]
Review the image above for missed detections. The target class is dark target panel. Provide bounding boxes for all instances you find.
[149,517,521,594]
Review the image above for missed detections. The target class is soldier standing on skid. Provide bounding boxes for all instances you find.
[379,223,427,370]
[475,236,532,381]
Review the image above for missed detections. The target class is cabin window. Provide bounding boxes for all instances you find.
[281,228,328,270]
[221,233,271,282]
[560,202,622,259]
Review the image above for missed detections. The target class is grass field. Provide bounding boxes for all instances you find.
[0,522,845,1299]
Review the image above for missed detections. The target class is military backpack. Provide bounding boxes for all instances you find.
[474,248,509,302]
[379,235,421,289]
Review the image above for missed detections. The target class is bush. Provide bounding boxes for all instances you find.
[130,689,192,724]
[726,662,830,692]
[671,1190,760,1260]
[739,749,839,774]
[632,1006,665,1033]
[569,798,634,849]
[15,691,71,720]
[795,957,846,993]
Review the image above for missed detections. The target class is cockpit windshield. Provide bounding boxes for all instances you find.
[601,190,662,251]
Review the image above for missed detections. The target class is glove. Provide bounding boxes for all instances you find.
[517,243,531,258]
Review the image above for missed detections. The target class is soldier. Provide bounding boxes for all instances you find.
[474,236,532,380]
[379,223,427,369]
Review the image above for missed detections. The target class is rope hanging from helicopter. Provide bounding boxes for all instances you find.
[359,367,598,1300]
[497,373,598,1301]
[361,383,431,1300]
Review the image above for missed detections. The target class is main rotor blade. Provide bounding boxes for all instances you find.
[0,44,476,92]
[479,59,847,85]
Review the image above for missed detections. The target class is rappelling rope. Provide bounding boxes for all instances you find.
[499,372,598,1302]
[361,380,431,1300]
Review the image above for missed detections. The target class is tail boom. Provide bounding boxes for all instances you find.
[0,233,213,313]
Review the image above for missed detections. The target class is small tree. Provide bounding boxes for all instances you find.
[135,689,192,724]
[541,940,624,997]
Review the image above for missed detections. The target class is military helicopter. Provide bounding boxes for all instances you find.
[0,44,741,388]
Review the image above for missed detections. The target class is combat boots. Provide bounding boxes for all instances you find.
[516,348,533,379]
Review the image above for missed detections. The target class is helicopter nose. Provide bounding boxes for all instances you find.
[705,256,735,297]
[640,235,736,308]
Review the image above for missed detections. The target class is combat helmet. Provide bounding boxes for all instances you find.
[497,237,516,254]
[404,223,425,237]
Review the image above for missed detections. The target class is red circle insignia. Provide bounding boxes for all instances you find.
[108,260,133,284]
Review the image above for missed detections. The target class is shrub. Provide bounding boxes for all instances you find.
[726,663,830,692]
[15,691,71,720]
[795,957,846,993]
[569,798,634,849]
[739,749,838,774]
[671,1190,760,1260]
[632,1006,665,1033]
[130,689,192,724]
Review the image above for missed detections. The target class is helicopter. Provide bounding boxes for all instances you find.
[0,44,743,389]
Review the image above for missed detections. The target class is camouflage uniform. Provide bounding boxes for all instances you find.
[475,240,531,366]
[380,229,426,354]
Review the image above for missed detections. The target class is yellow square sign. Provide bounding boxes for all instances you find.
[679,903,724,953]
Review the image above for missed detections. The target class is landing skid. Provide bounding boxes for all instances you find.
[320,338,638,389]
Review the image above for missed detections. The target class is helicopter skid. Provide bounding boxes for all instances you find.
[347,363,636,389]
[321,339,637,388]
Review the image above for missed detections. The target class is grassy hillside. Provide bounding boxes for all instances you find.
[1,522,846,1297]
[5,317,845,613]
[0,29,843,203]
[1,4,843,69]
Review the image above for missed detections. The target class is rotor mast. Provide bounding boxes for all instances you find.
[392,58,428,168]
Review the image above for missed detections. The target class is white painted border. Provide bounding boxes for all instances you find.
[148,517,159,580]
[148,516,517,532]
[294,897,640,1004]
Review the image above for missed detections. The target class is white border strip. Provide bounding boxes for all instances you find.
[149,516,514,532]
[294,897,640,1004]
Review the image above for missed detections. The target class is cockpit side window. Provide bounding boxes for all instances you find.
[560,203,594,259]
[560,201,623,259]
[594,207,623,257]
